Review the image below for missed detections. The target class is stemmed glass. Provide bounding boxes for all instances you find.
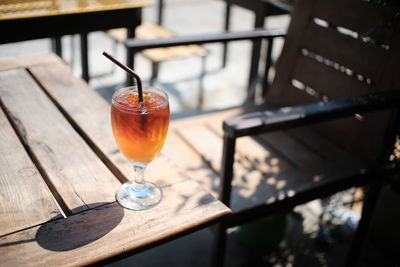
[111,86,170,210]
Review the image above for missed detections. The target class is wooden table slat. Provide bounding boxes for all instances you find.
[0,53,63,71]
[0,178,229,267]
[28,61,208,187]
[0,68,120,214]
[0,108,60,236]
[28,62,133,183]
[163,130,221,198]
[0,0,150,20]
[177,124,223,173]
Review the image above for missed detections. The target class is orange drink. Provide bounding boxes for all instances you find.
[103,51,169,210]
[111,87,170,164]
[111,86,169,210]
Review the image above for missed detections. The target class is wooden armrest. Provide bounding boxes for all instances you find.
[124,28,286,51]
[223,90,400,138]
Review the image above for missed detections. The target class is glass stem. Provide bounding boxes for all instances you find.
[132,163,146,185]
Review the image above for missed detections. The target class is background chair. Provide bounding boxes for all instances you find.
[106,0,207,109]
[222,0,291,98]
[124,0,400,266]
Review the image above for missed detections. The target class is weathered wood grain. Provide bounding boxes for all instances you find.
[177,124,223,173]
[28,61,188,192]
[163,129,220,198]
[268,0,316,104]
[0,68,120,214]
[292,54,375,100]
[0,177,230,267]
[29,61,241,191]
[312,0,395,44]
[0,56,231,266]
[301,22,387,83]
[0,108,60,236]
[0,53,62,71]
[28,59,230,203]
[28,62,132,183]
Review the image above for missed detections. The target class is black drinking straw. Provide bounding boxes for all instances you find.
[102,51,144,105]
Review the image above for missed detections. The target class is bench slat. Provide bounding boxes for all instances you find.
[293,54,375,100]
[302,22,387,83]
[107,22,206,62]
[312,0,395,44]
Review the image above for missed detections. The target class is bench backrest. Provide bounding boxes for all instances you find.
[267,0,400,161]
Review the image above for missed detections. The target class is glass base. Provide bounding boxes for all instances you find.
[116,181,163,210]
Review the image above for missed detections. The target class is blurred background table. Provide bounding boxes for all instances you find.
[0,0,150,82]
[0,54,230,266]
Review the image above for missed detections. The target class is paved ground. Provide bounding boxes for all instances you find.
[1,0,392,266]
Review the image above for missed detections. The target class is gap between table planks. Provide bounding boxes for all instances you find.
[0,107,60,236]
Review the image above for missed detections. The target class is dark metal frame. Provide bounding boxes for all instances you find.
[148,0,164,86]
[125,28,285,99]
[0,8,143,82]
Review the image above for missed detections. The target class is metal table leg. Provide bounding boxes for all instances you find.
[222,3,232,68]
[126,8,142,87]
[80,33,89,82]
[51,36,63,57]
[247,10,265,100]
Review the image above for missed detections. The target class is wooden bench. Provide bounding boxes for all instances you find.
[108,22,207,63]
[125,0,400,266]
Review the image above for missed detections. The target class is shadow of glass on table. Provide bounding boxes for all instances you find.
[35,202,124,251]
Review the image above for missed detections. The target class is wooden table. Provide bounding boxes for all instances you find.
[0,0,150,82]
[0,54,230,266]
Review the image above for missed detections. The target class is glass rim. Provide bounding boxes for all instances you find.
[112,86,169,111]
